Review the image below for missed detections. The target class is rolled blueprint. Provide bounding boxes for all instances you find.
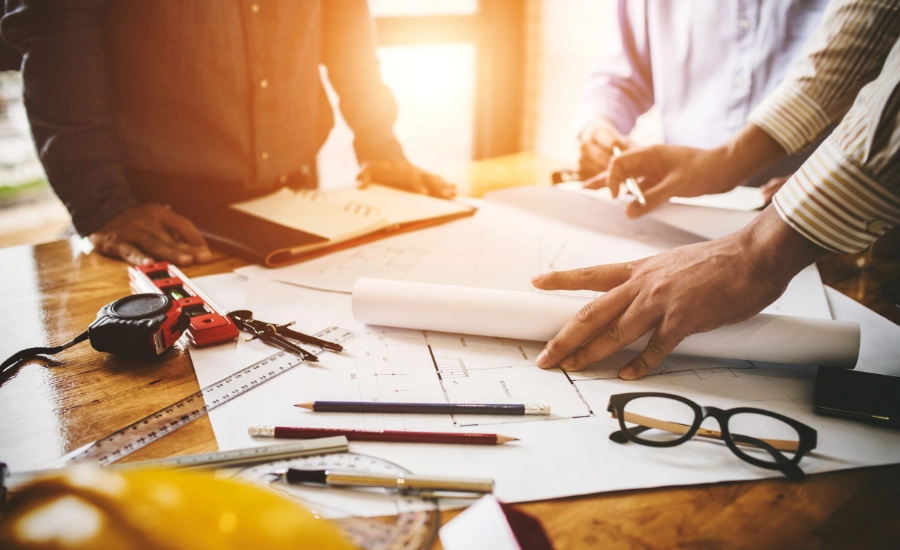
[351,279,860,369]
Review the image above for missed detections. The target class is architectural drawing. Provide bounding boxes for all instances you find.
[353,329,594,427]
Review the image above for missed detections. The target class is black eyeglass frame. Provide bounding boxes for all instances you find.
[607,392,818,479]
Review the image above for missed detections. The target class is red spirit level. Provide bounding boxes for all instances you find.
[128,262,239,347]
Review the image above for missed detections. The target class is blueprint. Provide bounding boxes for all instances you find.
[190,274,900,515]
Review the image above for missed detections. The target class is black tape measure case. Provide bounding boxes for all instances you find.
[1,294,191,375]
[89,294,190,357]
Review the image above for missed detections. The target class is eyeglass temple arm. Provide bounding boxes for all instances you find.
[613,411,800,453]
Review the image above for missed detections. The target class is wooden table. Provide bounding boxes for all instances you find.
[1,156,899,549]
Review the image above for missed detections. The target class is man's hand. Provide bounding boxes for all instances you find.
[586,144,741,218]
[578,117,633,180]
[89,203,212,266]
[357,160,456,199]
[586,123,787,218]
[531,206,826,380]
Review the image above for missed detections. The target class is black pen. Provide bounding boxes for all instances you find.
[273,468,494,494]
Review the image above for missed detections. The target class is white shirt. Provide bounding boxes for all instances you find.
[577,0,829,185]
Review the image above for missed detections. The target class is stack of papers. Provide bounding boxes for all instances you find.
[188,186,900,517]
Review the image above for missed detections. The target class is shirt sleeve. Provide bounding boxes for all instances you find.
[748,0,900,154]
[773,38,900,253]
[320,0,407,165]
[574,0,654,137]
[0,0,139,236]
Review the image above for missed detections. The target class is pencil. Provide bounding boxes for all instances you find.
[248,426,518,445]
[295,401,551,415]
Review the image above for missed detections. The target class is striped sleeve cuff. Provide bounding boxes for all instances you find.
[748,83,834,155]
[772,138,900,253]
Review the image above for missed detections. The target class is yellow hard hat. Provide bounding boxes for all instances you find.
[0,465,356,550]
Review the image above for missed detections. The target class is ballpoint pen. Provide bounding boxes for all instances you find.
[612,145,647,206]
[271,468,495,495]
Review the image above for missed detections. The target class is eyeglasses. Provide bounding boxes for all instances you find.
[607,393,817,479]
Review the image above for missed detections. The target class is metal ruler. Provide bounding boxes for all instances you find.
[7,437,351,492]
[112,437,350,470]
[66,326,356,467]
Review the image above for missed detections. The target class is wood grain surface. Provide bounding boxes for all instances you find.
[1,159,899,548]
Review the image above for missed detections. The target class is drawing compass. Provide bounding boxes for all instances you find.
[228,310,344,362]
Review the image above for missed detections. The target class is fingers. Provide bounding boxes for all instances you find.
[607,150,647,199]
[128,229,197,265]
[159,209,211,260]
[624,176,676,218]
[534,286,636,370]
[618,319,685,380]
[356,169,371,189]
[423,172,457,199]
[579,140,612,180]
[559,304,655,372]
[582,170,608,190]
[116,242,154,266]
[531,263,634,292]
[90,232,154,265]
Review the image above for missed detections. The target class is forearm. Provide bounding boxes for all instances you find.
[715,123,788,188]
[321,0,406,164]
[748,0,900,154]
[771,37,900,254]
[738,206,828,291]
[1,0,138,235]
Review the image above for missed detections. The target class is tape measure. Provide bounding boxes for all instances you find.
[66,326,356,467]
[128,262,239,347]
[1,293,191,375]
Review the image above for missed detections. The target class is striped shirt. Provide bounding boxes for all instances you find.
[748,0,900,252]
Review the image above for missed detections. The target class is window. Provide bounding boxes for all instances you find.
[317,0,525,190]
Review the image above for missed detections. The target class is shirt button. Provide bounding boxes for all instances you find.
[279,175,288,184]
[250,4,260,13]
[734,76,745,88]
[260,151,269,161]
[259,79,269,89]
[739,18,750,31]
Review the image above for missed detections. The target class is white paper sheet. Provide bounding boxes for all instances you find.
[233,186,830,323]
[235,217,470,293]
[189,275,900,514]
[670,186,766,211]
[410,188,832,319]
[352,279,859,368]
[439,495,521,550]
[552,182,761,242]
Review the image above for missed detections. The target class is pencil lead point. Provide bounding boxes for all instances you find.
[295,402,314,410]
[497,435,519,444]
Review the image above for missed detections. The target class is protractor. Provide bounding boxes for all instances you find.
[233,452,440,550]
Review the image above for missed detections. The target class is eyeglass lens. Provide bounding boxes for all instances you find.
[621,396,696,443]
[726,412,800,463]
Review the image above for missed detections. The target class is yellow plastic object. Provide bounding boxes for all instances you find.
[0,465,356,550]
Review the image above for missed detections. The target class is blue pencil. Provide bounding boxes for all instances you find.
[295,401,551,415]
